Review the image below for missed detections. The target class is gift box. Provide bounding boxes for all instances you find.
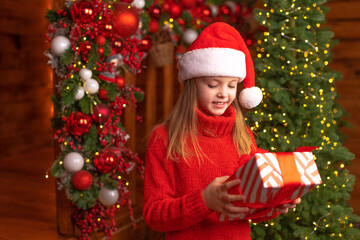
[219,151,322,221]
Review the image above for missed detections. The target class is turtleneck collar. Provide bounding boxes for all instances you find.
[196,105,235,137]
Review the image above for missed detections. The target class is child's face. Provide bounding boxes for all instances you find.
[195,76,238,116]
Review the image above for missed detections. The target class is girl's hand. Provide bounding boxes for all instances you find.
[276,198,301,214]
[202,176,249,218]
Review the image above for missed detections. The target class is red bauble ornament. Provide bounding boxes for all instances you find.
[162,2,170,12]
[178,19,185,26]
[149,19,159,33]
[201,5,211,17]
[149,4,162,18]
[96,35,106,46]
[115,76,125,89]
[92,103,111,123]
[219,5,231,16]
[80,41,92,55]
[111,3,140,38]
[234,4,242,16]
[181,0,196,9]
[72,170,93,191]
[98,46,104,55]
[94,149,118,173]
[112,37,123,50]
[169,2,183,19]
[99,88,109,101]
[103,21,114,37]
[71,0,96,23]
[140,36,152,51]
[66,112,92,136]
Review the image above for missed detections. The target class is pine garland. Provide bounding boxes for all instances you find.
[45,0,146,239]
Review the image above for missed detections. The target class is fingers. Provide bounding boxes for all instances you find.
[220,202,249,218]
[224,194,245,202]
[217,175,230,183]
[223,178,241,190]
[282,203,296,208]
[293,198,301,204]
[276,207,289,214]
[277,198,302,215]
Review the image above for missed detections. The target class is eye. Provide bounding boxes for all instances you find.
[207,84,217,88]
[228,85,236,89]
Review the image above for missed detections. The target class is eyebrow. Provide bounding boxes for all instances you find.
[207,78,238,83]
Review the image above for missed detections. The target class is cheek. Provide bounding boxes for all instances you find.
[229,89,237,102]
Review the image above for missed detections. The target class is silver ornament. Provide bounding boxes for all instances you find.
[99,187,119,206]
[63,152,84,173]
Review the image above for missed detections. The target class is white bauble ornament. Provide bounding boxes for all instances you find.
[63,152,84,173]
[210,5,219,17]
[51,35,71,56]
[225,1,237,13]
[183,29,198,45]
[79,68,92,81]
[99,187,119,206]
[132,0,145,9]
[74,86,85,100]
[83,79,99,94]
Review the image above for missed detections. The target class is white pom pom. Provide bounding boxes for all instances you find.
[239,87,263,109]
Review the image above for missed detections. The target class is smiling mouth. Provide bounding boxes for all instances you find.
[213,102,227,106]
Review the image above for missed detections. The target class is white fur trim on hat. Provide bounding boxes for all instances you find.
[239,87,263,109]
[177,48,246,82]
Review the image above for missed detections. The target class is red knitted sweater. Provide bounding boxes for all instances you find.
[143,106,257,240]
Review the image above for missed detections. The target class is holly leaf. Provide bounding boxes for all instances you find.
[82,125,98,155]
[61,81,77,106]
[78,96,92,115]
[51,158,64,178]
[60,48,75,66]
[133,91,144,102]
[87,44,99,70]
[72,184,99,210]
[100,173,119,190]
[45,9,62,23]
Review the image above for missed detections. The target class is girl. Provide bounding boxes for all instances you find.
[143,22,300,240]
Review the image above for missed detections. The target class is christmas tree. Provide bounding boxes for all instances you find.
[246,0,360,239]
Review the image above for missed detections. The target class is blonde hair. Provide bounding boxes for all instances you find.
[163,78,254,163]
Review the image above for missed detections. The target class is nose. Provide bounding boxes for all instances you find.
[217,86,227,98]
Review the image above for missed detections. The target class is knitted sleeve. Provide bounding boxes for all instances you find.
[143,126,213,232]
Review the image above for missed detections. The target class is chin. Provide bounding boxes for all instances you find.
[208,108,227,116]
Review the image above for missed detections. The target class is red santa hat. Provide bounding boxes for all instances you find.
[177,22,263,109]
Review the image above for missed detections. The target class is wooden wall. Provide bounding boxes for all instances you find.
[0,0,54,157]
[327,0,360,214]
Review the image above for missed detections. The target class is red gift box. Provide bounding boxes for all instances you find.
[219,151,322,221]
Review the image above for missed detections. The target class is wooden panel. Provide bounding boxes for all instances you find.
[0,147,58,240]
[330,20,360,39]
[327,1,360,20]
[332,40,360,60]
[0,67,53,88]
[329,60,360,80]
[145,59,157,133]
[162,64,174,116]
[1,0,51,20]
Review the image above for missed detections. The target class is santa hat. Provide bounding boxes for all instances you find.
[177,22,263,109]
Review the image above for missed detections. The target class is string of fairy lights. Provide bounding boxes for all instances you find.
[246,0,357,239]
